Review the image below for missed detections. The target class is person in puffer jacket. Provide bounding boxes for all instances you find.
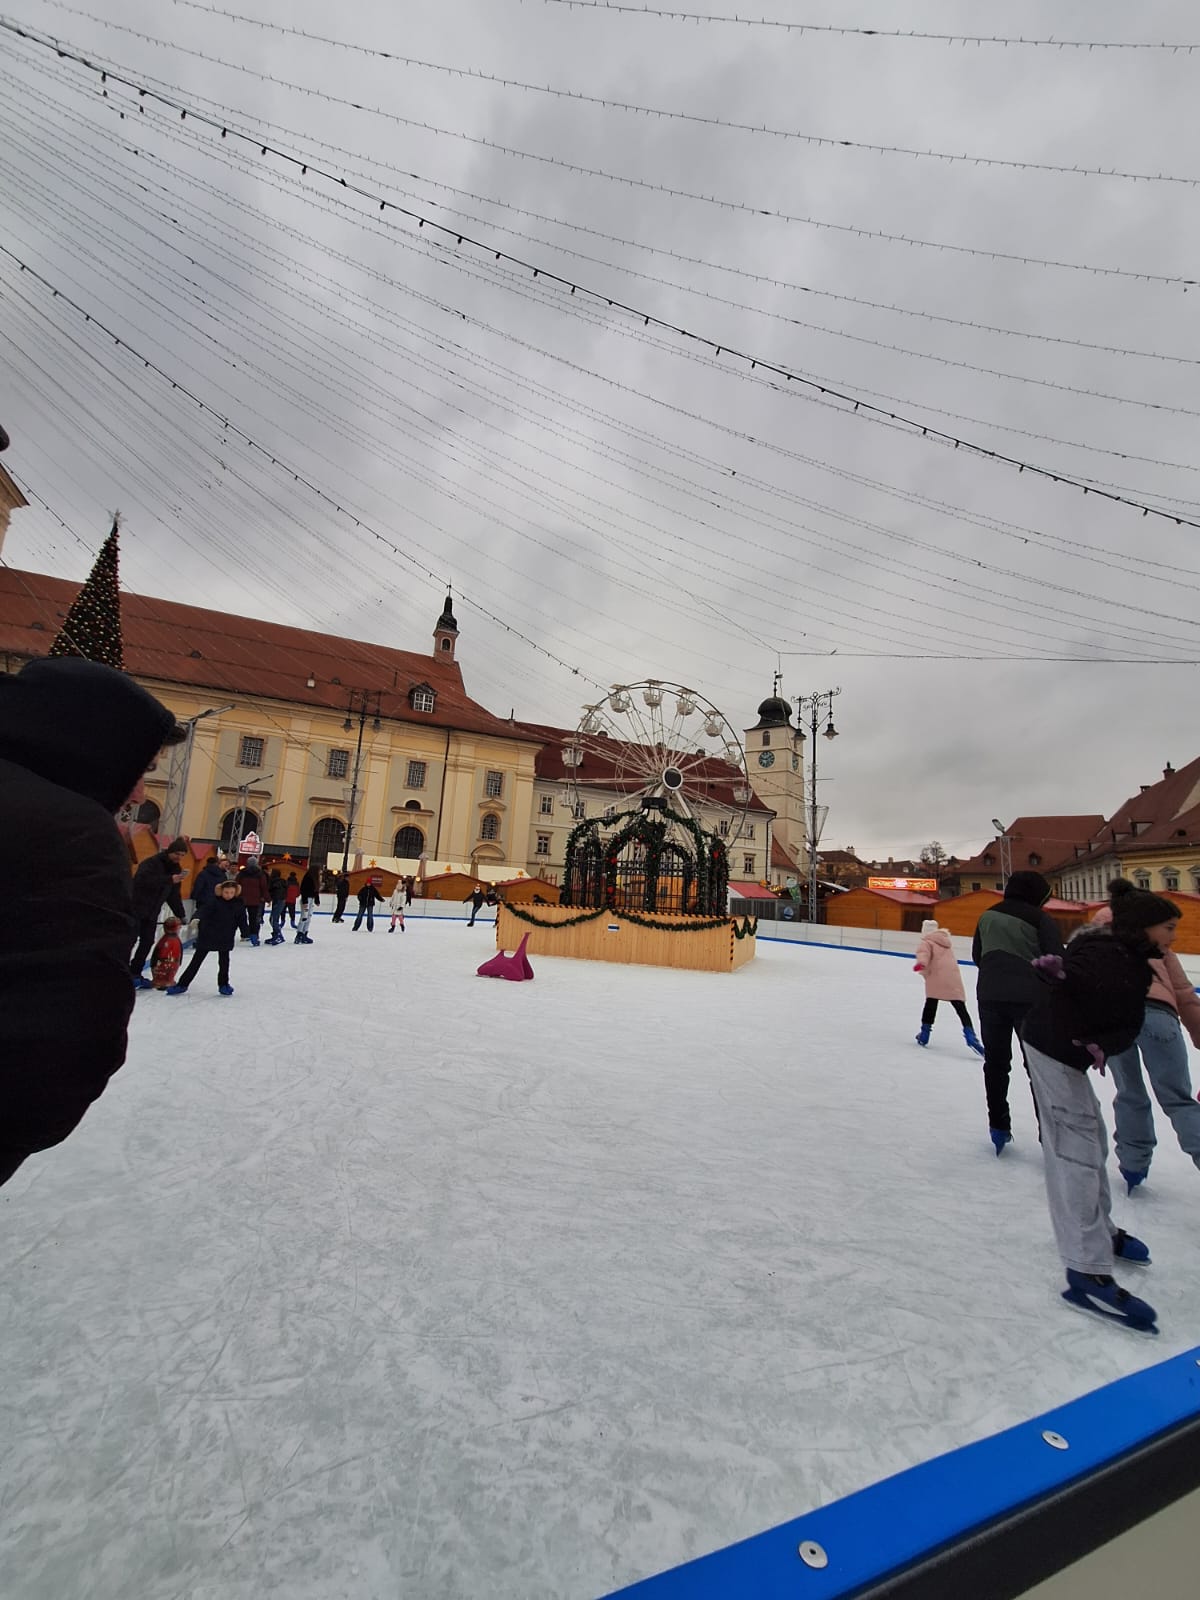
[1019,883,1177,1334]
[912,920,984,1055]
[1091,879,1200,1193]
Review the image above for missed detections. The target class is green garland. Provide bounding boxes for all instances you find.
[501,905,757,938]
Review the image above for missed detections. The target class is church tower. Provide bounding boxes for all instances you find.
[743,682,807,877]
[433,592,458,661]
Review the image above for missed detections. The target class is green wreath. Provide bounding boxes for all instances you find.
[500,905,757,938]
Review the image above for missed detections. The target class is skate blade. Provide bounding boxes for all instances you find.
[1061,1290,1158,1336]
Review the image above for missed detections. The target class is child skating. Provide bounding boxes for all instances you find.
[150,916,183,990]
[388,880,407,933]
[1020,884,1179,1334]
[913,919,984,1055]
[168,879,244,997]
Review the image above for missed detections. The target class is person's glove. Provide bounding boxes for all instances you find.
[1032,953,1065,980]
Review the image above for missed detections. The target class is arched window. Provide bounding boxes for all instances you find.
[480,812,500,841]
[219,809,259,851]
[136,798,161,829]
[310,815,347,866]
[394,825,425,858]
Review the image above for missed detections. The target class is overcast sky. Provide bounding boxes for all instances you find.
[2,0,1198,859]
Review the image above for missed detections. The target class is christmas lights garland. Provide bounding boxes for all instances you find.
[501,903,758,937]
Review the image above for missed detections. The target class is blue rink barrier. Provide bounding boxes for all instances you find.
[606,1346,1200,1599]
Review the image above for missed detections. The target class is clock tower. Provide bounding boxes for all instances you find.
[743,683,807,877]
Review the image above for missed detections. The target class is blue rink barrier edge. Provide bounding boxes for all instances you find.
[604,1345,1200,1598]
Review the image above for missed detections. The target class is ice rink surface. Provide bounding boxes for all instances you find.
[3,922,1197,1599]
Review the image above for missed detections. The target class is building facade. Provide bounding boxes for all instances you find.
[1057,761,1200,901]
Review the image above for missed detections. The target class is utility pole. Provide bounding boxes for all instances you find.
[992,819,1013,888]
[795,689,841,923]
[227,775,273,860]
[341,689,383,874]
[162,703,234,838]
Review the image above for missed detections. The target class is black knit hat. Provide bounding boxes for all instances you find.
[1003,870,1052,906]
[1109,877,1180,933]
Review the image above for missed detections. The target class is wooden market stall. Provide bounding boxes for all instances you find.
[935,890,1091,943]
[494,904,756,973]
[492,875,561,905]
[823,886,937,933]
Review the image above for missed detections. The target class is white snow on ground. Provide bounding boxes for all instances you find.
[3,923,1198,1600]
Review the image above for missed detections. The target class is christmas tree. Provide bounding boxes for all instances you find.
[48,514,124,670]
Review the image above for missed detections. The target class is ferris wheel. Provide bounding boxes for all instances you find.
[562,680,754,846]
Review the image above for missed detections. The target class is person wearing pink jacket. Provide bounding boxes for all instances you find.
[914,919,985,1055]
[1093,880,1200,1192]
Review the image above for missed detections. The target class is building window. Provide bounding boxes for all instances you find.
[310,816,347,865]
[743,855,755,875]
[536,833,551,856]
[717,818,729,837]
[762,731,770,746]
[219,809,260,852]
[573,801,586,821]
[405,760,427,789]
[1029,852,1041,867]
[539,794,554,816]
[971,881,981,893]
[410,686,435,713]
[480,812,500,841]
[327,748,349,779]
[1163,870,1181,892]
[745,824,755,840]
[238,735,264,768]
[393,825,425,858]
[484,770,504,799]
[1134,873,1151,890]
[135,798,161,830]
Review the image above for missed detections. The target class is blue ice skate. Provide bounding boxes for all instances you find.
[963,1027,985,1056]
[218,984,235,997]
[990,1128,1013,1156]
[1062,1271,1157,1334]
[165,984,188,996]
[133,976,153,991]
[1120,1167,1146,1195]
[915,1024,931,1047]
[1112,1229,1150,1264]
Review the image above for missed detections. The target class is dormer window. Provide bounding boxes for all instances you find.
[409,685,436,714]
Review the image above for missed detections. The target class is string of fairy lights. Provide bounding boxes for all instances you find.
[33,0,1200,185]
[1,18,1196,534]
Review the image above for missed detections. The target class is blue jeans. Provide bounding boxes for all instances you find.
[1109,1004,1200,1176]
[269,904,285,938]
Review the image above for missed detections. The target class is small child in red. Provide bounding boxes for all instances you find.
[151,916,184,990]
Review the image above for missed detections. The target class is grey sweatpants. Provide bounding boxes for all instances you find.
[1024,1043,1117,1276]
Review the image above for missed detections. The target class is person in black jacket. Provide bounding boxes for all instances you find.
[1020,886,1178,1333]
[971,870,1064,1154]
[129,838,189,987]
[295,867,320,944]
[236,856,267,944]
[192,855,226,914]
[331,871,350,922]
[352,875,384,932]
[0,656,180,1187]
[168,880,245,996]
[464,885,487,926]
[266,869,288,945]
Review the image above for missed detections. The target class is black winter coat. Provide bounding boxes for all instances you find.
[973,898,1064,1006]
[268,873,287,906]
[299,870,319,902]
[0,657,175,1185]
[192,862,226,911]
[195,894,247,952]
[357,884,384,908]
[131,849,186,921]
[1021,927,1156,1072]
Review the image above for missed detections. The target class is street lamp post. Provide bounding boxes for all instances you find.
[162,703,234,837]
[341,689,384,874]
[992,818,1013,888]
[794,688,842,923]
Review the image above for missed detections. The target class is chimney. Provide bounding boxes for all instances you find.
[1164,763,1176,780]
[1140,785,1150,794]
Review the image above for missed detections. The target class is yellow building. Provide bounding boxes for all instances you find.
[0,460,28,554]
[0,567,543,878]
[1056,759,1200,902]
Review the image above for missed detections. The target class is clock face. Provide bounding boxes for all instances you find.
[758,750,776,769]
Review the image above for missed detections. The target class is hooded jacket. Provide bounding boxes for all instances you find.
[1021,925,1156,1071]
[914,926,966,1002]
[131,848,187,921]
[192,861,227,912]
[236,860,268,907]
[972,872,1064,1007]
[0,657,176,1184]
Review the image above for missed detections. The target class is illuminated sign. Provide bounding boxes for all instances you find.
[868,876,938,893]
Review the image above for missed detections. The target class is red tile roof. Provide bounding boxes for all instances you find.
[727,879,778,899]
[0,565,527,742]
[1071,758,1200,864]
[771,837,800,872]
[957,816,1105,875]
[856,887,938,906]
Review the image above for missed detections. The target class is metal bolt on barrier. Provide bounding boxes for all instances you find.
[1042,1430,1070,1450]
[798,1540,829,1569]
